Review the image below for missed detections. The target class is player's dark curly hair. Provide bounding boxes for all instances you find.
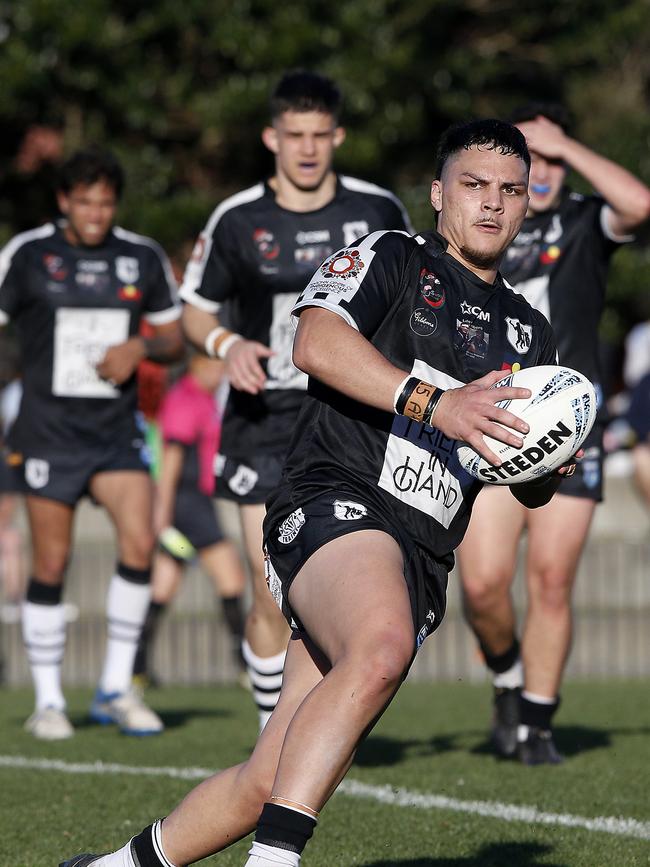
[58,147,124,198]
[435,119,530,178]
[270,70,342,121]
[508,102,572,134]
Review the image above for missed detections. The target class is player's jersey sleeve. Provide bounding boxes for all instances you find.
[292,230,413,337]
[141,244,181,325]
[0,226,55,324]
[532,309,559,366]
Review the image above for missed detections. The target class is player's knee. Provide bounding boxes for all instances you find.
[351,629,413,701]
[33,553,67,585]
[533,567,575,610]
[462,569,511,612]
[120,531,155,568]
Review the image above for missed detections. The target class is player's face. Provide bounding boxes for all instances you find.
[526,151,567,214]
[431,146,529,275]
[57,180,118,247]
[263,110,345,193]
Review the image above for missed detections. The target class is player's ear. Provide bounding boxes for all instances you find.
[56,191,70,215]
[333,126,346,149]
[262,126,279,155]
[430,180,442,213]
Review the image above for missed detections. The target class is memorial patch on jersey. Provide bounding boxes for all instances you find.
[320,249,365,280]
[43,254,67,280]
[419,268,445,308]
[253,228,280,260]
[505,317,532,354]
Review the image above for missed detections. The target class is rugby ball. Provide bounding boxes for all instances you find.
[457,365,597,485]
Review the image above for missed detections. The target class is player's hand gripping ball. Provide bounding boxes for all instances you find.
[457,365,597,485]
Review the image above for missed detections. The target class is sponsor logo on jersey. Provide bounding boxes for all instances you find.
[78,259,108,273]
[75,271,110,292]
[43,254,67,280]
[342,221,369,246]
[505,317,532,354]
[25,458,49,489]
[419,268,445,308]
[460,300,490,321]
[253,228,280,260]
[294,245,332,265]
[320,250,365,280]
[333,500,368,520]
[118,284,142,301]
[227,463,259,496]
[410,308,438,337]
[296,230,330,245]
[278,508,306,543]
[116,256,140,283]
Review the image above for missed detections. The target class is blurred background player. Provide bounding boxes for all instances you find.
[133,352,247,688]
[0,147,184,739]
[458,103,650,764]
[180,69,412,729]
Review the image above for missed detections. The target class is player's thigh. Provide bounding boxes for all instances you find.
[288,529,414,668]
[525,492,596,583]
[25,495,75,581]
[457,485,526,587]
[90,469,153,540]
[239,502,267,581]
[198,541,246,596]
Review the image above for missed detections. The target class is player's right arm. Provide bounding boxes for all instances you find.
[154,441,184,536]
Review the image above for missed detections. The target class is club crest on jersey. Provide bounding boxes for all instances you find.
[228,464,259,496]
[116,256,139,283]
[419,268,445,308]
[505,317,532,354]
[253,228,280,260]
[278,508,306,543]
[333,500,368,520]
[43,254,67,280]
[342,221,369,246]
[320,250,365,280]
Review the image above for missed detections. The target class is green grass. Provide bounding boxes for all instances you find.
[1,681,649,866]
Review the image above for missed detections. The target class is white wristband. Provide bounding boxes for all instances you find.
[216,332,243,360]
[204,326,226,358]
[393,374,412,414]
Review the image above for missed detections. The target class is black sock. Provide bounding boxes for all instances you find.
[255,802,317,855]
[133,601,165,677]
[481,638,520,675]
[220,595,245,668]
[519,694,560,730]
[130,819,171,867]
[26,577,63,605]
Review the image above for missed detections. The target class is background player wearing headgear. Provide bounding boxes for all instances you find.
[457,103,650,764]
[133,353,247,687]
[59,119,581,867]
[180,69,412,729]
[0,147,184,739]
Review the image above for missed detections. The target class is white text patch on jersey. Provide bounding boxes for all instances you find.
[52,308,130,398]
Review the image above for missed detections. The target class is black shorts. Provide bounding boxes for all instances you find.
[263,489,449,653]
[558,423,604,502]
[162,486,224,559]
[12,440,150,506]
[215,452,286,506]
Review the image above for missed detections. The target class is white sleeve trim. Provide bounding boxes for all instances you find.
[144,304,182,325]
[291,299,360,332]
[600,204,635,244]
[179,284,222,314]
[0,309,9,326]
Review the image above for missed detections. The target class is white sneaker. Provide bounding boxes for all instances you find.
[25,707,74,740]
[90,688,164,735]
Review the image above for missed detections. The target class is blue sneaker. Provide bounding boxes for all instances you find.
[90,687,163,735]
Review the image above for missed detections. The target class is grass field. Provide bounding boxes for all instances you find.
[1,681,648,867]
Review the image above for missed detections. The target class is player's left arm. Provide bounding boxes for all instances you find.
[519,115,650,236]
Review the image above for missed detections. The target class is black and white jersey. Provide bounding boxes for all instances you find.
[0,222,180,449]
[268,230,557,561]
[180,176,412,456]
[501,189,632,407]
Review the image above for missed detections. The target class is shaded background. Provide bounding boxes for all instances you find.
[0,0,649,381]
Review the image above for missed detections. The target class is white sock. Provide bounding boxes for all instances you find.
[89,840,136,867]
[99,574,151,695]
[22,601,66,711]
[246,841,300,866]
[493,658,524,690]
[242,640,286,731]
[521,690,556,704]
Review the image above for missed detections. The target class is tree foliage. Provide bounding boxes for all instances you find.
[0,0,648,340]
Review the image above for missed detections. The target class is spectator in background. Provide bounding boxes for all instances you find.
[0,147,184,739]
[458,102,650,764]
[133,352,247,687]
[180,69,412,730]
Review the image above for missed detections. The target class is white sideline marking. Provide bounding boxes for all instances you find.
[1,755,649,841]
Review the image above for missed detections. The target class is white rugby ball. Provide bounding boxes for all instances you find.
[457,365,597,485]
